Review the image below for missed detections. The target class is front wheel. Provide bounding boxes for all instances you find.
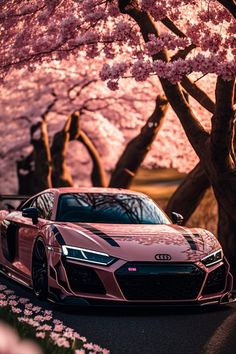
[32,239,48,300]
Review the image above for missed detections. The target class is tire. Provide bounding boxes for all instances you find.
[32,238,48,300]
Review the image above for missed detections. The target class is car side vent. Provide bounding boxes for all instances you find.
[63,261,106,294]
[202,264,226,295]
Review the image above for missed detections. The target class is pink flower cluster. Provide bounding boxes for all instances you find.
[100,62,130,80]
[131,60,153,81]
[100,54,236,89]
[0,0,235,83]
[198,7,232,25]
[0,283,109,354]
[141,0,167,20]
[146,33,190,56]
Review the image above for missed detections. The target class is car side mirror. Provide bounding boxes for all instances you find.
[171,212,184,225]
[22,207,39,225]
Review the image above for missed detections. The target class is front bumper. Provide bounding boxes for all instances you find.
[48,256,234,307]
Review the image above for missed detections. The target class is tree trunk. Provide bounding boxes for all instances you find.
[31,121,52,192]
[109,95,168,188]
[51,112,80,187]
[166,163,210,223]
[17,121,52,194]
[17,152,35,195]
[78,130,107,187]
[218,207,236,276]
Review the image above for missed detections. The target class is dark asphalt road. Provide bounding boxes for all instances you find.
[1,275,236,354]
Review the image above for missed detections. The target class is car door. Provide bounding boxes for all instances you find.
[0,196,38,275]
[17,192,54,277]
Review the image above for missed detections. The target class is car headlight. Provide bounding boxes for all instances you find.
[201,249,223,267]
[62,245,117,266]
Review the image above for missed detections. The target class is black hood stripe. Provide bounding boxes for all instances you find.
[78,223,120,247]
[183,234,197,251]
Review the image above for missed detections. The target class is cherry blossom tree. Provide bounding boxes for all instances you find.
[114,0,236,275]
[0,59,201,194]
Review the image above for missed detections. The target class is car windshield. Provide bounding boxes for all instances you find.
[56,193,170,224]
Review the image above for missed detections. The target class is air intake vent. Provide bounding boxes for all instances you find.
[115,262,205,300]
[202,264,226,295]
[64,261,106,294]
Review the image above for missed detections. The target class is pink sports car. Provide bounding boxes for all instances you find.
[0,188,233,306]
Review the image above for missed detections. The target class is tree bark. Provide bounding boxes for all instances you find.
[180,77,215,114]
[166,163,210,223]
[31,121,52,191]
[207,79,236,220]
[218,206,236,275]
[17,121,52,194]
[51,112,80,187]
[78,130,107,187]
[109,95,168,188]
[17,152,35,195]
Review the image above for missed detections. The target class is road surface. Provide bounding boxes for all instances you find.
[0,275,236,354]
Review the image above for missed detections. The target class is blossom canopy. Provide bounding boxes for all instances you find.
[0,0,235,87]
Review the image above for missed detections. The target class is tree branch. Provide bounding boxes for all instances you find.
[78,131,107,187]
[171,44,196,61]
[181,76,215,114]
[162,19,215,114]
[17,121,53,194]
[166,162,210,223]
[161,17,186,38]
[68,79,97,101]
[118,1,210,160]
[211,78,236,172]
[51,112,81,187]
[109,95,169,188]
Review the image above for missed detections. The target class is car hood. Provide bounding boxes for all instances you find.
[56,222,220,262]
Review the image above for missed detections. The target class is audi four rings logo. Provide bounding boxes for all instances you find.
[155,254,172,261]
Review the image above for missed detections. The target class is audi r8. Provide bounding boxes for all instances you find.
[0,188,234,306]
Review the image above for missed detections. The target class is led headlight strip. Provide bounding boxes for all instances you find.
[62,245,116,266]
[201,249,223,267]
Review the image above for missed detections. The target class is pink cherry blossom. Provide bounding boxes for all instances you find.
[54,324,65,332]
[11,307,22,314]
[36,332,46,339]
[0,286,7,291]
[37,324,52,331]
[18,298,30,304]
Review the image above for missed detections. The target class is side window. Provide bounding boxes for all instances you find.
[18,193,54,220]
[43,193,54,220]
[31,195,46,219]
[33,193,54,220]
[17,197,37,211]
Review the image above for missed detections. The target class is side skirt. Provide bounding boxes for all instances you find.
[0,265,32,289]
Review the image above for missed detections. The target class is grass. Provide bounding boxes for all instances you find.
[131,167,185,203]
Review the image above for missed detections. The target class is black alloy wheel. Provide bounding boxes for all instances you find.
[32,239,48,300]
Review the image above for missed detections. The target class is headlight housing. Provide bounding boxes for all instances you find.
[62,245,117,266]
[201,249,223,267]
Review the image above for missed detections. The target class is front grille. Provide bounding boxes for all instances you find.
[115,262,205,300]
[202,264,226,295]
[63,261,106,294]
